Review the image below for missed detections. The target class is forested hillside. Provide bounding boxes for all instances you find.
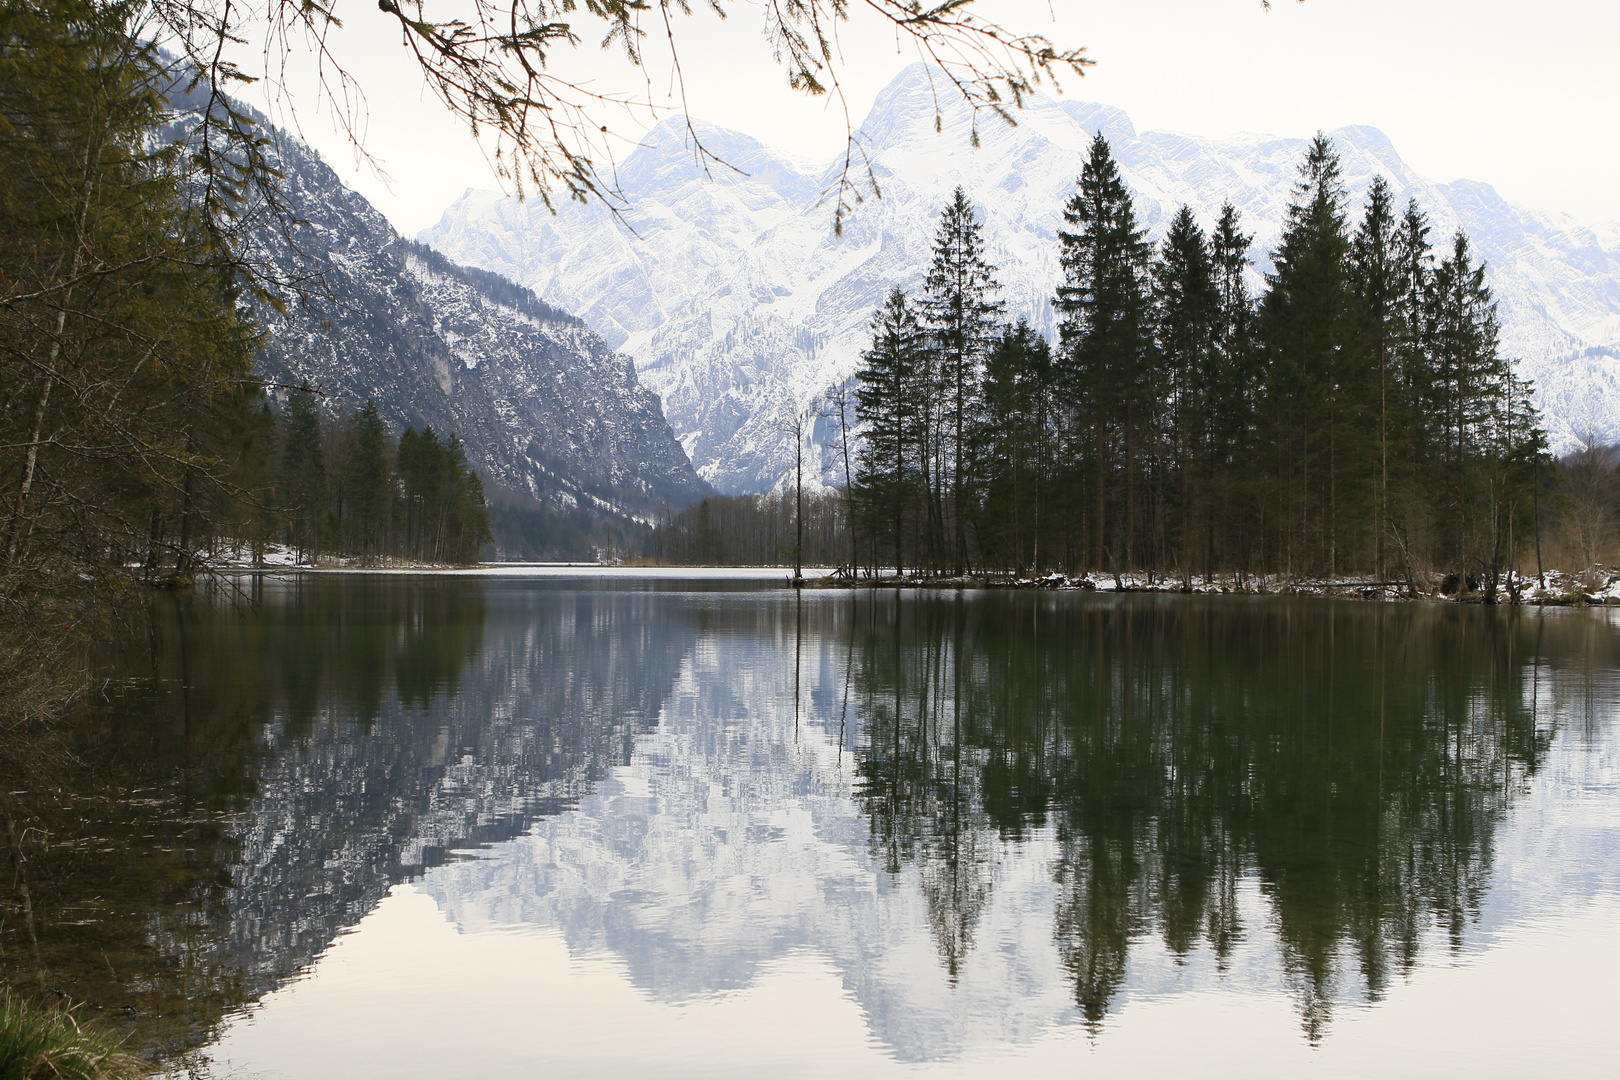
[212,85,706,547]
[2,0,674,602]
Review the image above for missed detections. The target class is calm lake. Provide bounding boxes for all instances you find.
[7,572,1619,1077]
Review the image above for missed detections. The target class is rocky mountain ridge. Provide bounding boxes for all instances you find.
[422,63,1620,493]
[238,113,706,527]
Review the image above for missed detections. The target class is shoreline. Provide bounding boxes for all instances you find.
[804,568,1620,606]
[206,562,829,580]
[200,561,1620,605]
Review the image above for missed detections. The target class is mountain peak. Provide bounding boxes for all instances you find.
[856,62,1142,158]
[857,63,993,150]
[1059,99,1136,144]
[617,115,816,204]
[424,71,1620,489]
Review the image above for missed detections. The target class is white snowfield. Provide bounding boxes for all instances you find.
[421,63,1620,494]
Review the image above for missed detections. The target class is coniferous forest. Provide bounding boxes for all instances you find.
[850,134,1552,590]
[262,394,492,566]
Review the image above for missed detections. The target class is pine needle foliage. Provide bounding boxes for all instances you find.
[262,396,493,565]
[850,134,1553,593]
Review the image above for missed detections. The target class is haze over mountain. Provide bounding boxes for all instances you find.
[422,63,1620,494]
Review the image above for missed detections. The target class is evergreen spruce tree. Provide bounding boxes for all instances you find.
[1055,133,1156,571]
[1152,206,1218,581]
[1212,204,1256,367]
[1429,231,1506,576]
[1257,134,1353,576]
[443,434,493,562]
[1209,203,1260,569]
[977,321,1054,573]
[856,288,926,575]
[1371,197,1437,574]
[1481,370,1548,596]
[277,388,328,560]
[396,426,421,556]
[397,426,444,561]
[1395,199,1436,358]
[1350,176,1402,576]
[920,187,1003,573]
[338,402,391,556]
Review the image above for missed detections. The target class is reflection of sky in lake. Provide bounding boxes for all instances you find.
[202,586,1620,1079]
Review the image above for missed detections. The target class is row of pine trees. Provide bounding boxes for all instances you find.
[853,134,1549,586]
[266,393,491,565]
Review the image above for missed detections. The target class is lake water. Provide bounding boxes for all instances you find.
[7,572,1619,1077]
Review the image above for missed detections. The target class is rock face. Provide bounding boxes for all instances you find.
[243,121,706,519]
[421,63,1620,493]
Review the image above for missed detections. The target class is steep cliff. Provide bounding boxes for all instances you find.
[237,116,706,528]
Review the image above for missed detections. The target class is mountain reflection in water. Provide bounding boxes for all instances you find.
[3,576,1617,1070]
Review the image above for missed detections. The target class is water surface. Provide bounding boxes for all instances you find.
[6,573,1617,1076]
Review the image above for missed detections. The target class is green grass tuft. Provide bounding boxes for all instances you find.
[0,990,148,1080]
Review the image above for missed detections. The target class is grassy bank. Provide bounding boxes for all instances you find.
[0,991,146,1080]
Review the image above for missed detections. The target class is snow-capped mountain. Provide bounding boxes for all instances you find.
[421,63,1620,493]
[240,114,705,519]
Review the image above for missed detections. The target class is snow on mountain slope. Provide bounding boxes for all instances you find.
[422,64,1620,493]
[241,117,706,518]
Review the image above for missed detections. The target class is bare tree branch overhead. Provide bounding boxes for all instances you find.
[147,1,1096,227]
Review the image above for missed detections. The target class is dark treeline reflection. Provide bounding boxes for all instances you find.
[0,577,691,1060]
[847,594,1601,1037]
[3,581,1616,1065]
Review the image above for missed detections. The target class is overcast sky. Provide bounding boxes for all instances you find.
[234,0,1620,237]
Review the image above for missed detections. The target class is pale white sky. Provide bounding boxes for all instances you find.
[232,1,1620,236]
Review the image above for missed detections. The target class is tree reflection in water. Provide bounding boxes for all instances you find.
[847,593,1597,1038]
[1,580,1615,1066]
[0,575,691,1061]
